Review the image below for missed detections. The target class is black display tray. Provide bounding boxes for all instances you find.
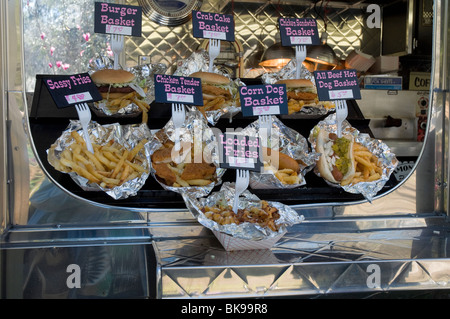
[29,77,399,209]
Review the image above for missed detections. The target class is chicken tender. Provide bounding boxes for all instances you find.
[180,162,216,180]
[153,162,176,186]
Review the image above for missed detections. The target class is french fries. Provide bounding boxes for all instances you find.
[100,90,150,124]
[342,142,383,185]
[287,99,305,114]
[264,163,301,185]
[55,131,149,189]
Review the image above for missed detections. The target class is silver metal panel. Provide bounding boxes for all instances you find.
[125,0,381,73]
[154,217,450,298]
[0,0,8,236]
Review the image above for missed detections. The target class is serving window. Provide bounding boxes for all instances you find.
[22,0,430,213]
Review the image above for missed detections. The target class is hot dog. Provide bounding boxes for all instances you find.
[315,130,356,185]
[262,147,299,173]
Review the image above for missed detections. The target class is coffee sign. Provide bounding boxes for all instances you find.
[314,69,361,101]
[154,74,203,105]
[42,73,102,108]
[218,132,263,172]
[239,84,288,117]
[279,18,320,46]
[192,10,235,41]
[94,2,142,36]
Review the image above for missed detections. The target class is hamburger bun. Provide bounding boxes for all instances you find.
[276,78,318,104]
[92,69,136,97]
[190,71,230,85]
[91,69,135,84]
[189,71,234,114]
[276,78,314,88]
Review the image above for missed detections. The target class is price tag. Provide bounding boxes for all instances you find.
[94,2,142,37]
[239,84,288,117]
[192,10,235,42]
[154,74,203,105]
[42,73,102,108]
[313,69,361,101]
[278,18,320,47]
[217,132,263,172]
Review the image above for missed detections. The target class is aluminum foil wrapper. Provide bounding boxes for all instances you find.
[173,49,243,125]
[183,182,304,241]
[262,59,335,117]
[47,120,152,200]
[240,116,319,189]
[88,55,167,117]
[148,106,226,198]
[308,113,399,201]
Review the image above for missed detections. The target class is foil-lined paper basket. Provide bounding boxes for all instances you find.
[183,182,304,251]
[308,113,398,201]
[47,120,152,200]
[240,115,319,189]
[262,59,335,117]
[148,106,226,198]
[88,55,167,117]
[173,49,243,125]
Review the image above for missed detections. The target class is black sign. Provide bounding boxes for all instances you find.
[42,73,102,108]
[94,2,142,37]
[154,74,203,105]
[239,84,288,117]
[313,69,361,101]
[218,132,263,172]
[279,18,320,46]
[192,10,235,42]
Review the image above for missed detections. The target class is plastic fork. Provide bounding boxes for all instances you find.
[295,45,306,78]
[75,103,94,153]
[208,39,221,72]
[259,115,272,147]
[335,100,348,138]
[111,34,124,70]
[171,103,186,151]
[232,169,250,213]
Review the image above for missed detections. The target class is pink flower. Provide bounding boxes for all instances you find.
[40,33,45,40]
[48,63,53,68]
[62,63,70,70]
[76,24,81,30]
[83,33,90,42]
[50,47,55,56]
[56,61,62,68]
[80,50,85,56]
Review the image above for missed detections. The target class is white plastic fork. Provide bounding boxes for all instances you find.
[232,169,250,213]
[75,103,94,153]
[335,100,348,138]
[295,45,306,78]
[259,115,272,147]
[171,103,186,151]
[208,39,221,72]
[111,34,124,70]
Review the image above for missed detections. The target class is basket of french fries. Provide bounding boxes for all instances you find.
[240,116,318,189]
[148,107,226,198]
[47,120,152,199]
[183,182,304,251]
[309,113,398,201]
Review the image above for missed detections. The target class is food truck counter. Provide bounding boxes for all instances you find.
[1,0,450,300]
